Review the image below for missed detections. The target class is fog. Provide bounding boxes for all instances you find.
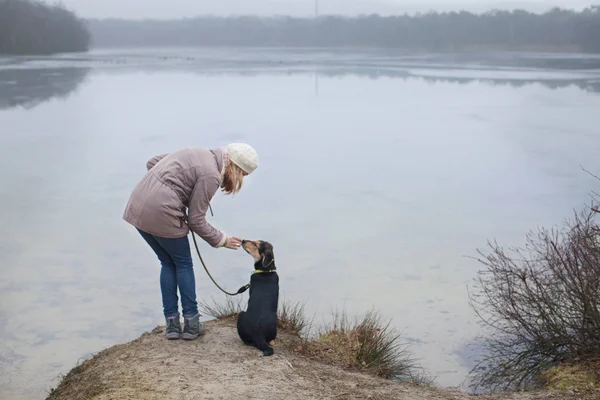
[43,0,592,19]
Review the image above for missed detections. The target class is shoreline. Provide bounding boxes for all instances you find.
[45,318,586,400]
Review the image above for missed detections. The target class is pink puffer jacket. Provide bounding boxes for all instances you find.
[122,147,227,247]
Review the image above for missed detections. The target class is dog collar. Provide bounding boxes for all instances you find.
[253,269,276,274]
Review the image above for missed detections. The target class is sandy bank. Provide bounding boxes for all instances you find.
[46,319,581,400]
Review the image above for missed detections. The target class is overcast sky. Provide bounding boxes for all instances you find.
[50,0,593,19]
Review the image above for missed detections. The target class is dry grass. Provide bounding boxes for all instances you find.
[538,360,600,399]
[198,296,311,336]
[408,369,438,387]
[277,299,310,335]
[198,296,244,320]
[300,309,428,383]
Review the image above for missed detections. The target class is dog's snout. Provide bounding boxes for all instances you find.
[241,240,247,245]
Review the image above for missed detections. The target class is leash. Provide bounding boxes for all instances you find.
[189,203,250,296]
[190,229,250,296]
[188,204,276,296]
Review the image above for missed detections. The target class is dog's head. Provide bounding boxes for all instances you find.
[241,240,275,270]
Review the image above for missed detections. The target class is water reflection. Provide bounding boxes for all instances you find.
[183,68,600,94]
[0,67,89,110]
[347,72,600,94]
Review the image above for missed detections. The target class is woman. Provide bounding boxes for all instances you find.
[123,143,259,340]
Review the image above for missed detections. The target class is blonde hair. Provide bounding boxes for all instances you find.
[221,162,245,195]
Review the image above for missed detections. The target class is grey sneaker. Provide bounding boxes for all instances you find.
[182,314,206,340]
[165,314,182,340]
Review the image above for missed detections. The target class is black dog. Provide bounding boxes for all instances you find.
[237,240,279,356]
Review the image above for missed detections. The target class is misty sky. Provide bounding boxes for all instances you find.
[49,0,592,19]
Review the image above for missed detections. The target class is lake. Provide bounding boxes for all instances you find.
[1,48,600,400]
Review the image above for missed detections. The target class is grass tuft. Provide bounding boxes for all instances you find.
[407,369,438,387]
[277,299,309,335]
[313,309,419,380]
[199,296,244,320]
[538,360,600,398]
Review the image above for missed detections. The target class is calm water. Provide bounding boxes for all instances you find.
[1,48,600,400]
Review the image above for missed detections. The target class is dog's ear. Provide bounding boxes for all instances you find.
[262,247,275,269]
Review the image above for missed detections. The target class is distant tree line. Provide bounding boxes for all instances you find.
[87,6,600,52]
[0,0,90,55]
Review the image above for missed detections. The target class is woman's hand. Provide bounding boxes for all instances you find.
[224,236,242,250]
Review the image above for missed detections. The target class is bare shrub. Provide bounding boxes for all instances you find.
[469,205,600,392]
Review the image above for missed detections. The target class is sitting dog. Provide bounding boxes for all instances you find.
[237,240,279,356]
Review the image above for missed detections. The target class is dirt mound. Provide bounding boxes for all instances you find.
[46,319,581,400]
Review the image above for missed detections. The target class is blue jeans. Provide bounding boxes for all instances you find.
[137,229,198,318]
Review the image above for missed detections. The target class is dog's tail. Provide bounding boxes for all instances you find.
[254,336,274,356]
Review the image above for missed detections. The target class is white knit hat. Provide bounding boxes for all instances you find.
[227,143,259,174]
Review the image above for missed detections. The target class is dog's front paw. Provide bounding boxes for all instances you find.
[262,347,274,357]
